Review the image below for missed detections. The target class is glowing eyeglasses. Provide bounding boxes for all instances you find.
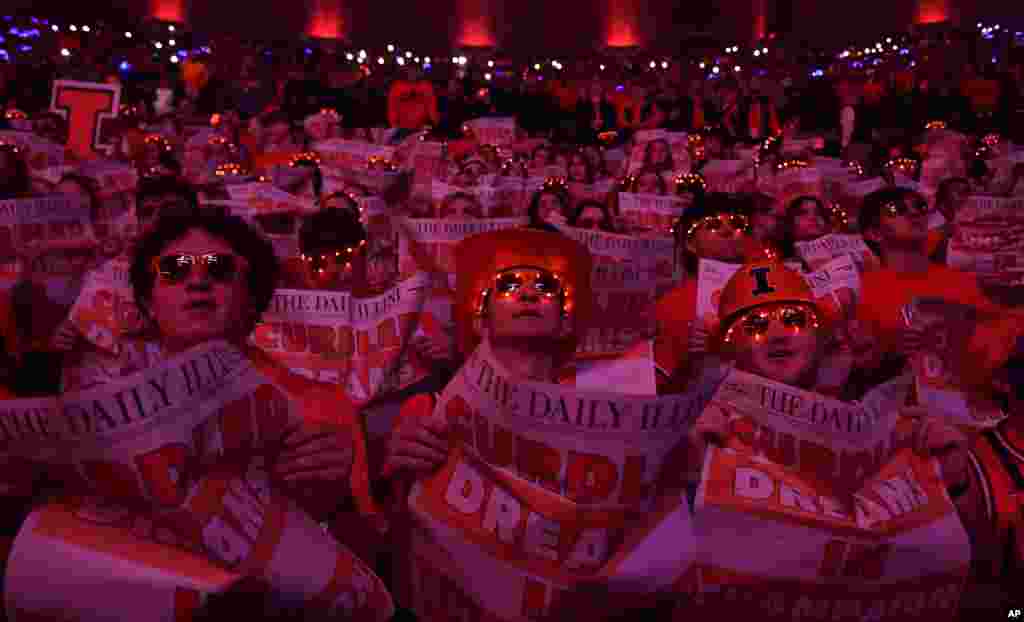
[882,199,928,218]
[724,304,820,342]
[152,253,245,284]
[494,270,564,298]
[687,214,750,239]
[302,245,362,273]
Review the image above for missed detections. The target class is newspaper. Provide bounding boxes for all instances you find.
[0,130,65,171]
[0,341,394,621]
[466,117,517,146]
[947,195,1024,286]
[794,233,880,273]
[901,297,1007,430]
[617,192,687,235]
[678,368,971,621]
[406,339,719,621]
[68,256,143,355]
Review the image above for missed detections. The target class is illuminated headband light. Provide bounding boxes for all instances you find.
[290,152,322,167]
[214,162,247,177]
[925,120,947,130]
[674,173,707,193]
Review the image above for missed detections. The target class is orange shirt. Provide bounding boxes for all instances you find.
[387,80,440,130]
[855,264,1001,357]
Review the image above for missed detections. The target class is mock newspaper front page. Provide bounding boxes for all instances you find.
[406,340,721,621]
[795,233,880,273]
[617,192,687,235]
[947,195,1024,287]
[0,340,394,621]
[678,368,971,622]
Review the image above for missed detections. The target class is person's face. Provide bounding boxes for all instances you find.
[55,180,93,214]
[484,268,565,342]
[636,172,661,195]
[441,197,483,219]
[532,149,551,169]
[751,200,784,242]
[791,200,830,241]
[647,141,670,167]
[939,181,970,221]
[148,229,251,352]
[875,195,928,244]
[266,122,291,147]
[574,206,606,230]
[688,213,750,263]
[728,303,824,387]
[568,157,588,183]
[539,193,565,222]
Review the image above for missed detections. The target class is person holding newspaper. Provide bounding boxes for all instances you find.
[0,207,395,621]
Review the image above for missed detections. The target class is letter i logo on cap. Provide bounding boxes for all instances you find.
[749,266,776,297]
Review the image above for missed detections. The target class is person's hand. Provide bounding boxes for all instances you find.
[273,423,355,485]
[410,334,451,367]
[898,324,927,358]
[50,319,83,352]
[384,416,449,477]
[900,407,969,493]
[686,405,731,480]
[688,321,711,356]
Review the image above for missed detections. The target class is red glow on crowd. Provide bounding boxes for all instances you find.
[456,0,497,48]
[914,0,949,24]
[149,0,185,23]
[307,0,345,40]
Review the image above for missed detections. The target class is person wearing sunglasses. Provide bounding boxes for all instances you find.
[855,186,1004,379]
[654,193,770,392]
[293,205,367,292]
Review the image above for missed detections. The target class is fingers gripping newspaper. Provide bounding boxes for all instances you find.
[675,369,971,621]
[1,340,394,621]
[405,340,720,621]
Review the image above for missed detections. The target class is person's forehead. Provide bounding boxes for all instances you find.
[163,229,233,254]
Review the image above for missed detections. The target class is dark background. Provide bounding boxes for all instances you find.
[4,0,1020,54]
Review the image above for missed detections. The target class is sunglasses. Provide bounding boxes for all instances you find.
[726,305,819,341]
[882,199,928,218]
[152,253,245,284]
[303,247,359,273]
[687,214,750,239]
[494,270,563,299]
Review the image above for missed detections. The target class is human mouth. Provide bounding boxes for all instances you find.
[185,299,216,312]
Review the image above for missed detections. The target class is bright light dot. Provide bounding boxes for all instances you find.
[735,65,741,71]
[699,62,706,69]
[886,37,892,43]
[662,61,669,68]
[82,25,90,32]
[712,66,720,74]
[405,51,412,58]
[170,55,179,64]
[346,53,354,60]
[51,25,57,31]
[169,25,175,31]
[534,63,541,70]
[69,25,77,31]
[452,56,459,63]
[125,32,132,38]
[414,57,420,63]
[397,57,405,65]
[169,40,175,46]
[995,24,1000,30]
[977,22,983,28]
[378,57,385,64]
[599,64,605,70]
[487,60,494,67]
[892,45,898,51]
[484,73,492,80]
[753,50,760,57]
[424,56,431,63]
[387,44,394,52]
[60,48,70,56]
[762,47,767,53]
[155,42,163,49]
[650,60,656,68]
[359,49,366,56]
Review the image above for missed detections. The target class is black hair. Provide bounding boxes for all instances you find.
[130,208,280,328]
[439,192,484,218]
[570,199,616,233]
[0,144,31,199]
[135,176,199,220]
[527,187,571,228]
[531,144,553,164]
[299,207,366,257]
[289,159,323,200]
